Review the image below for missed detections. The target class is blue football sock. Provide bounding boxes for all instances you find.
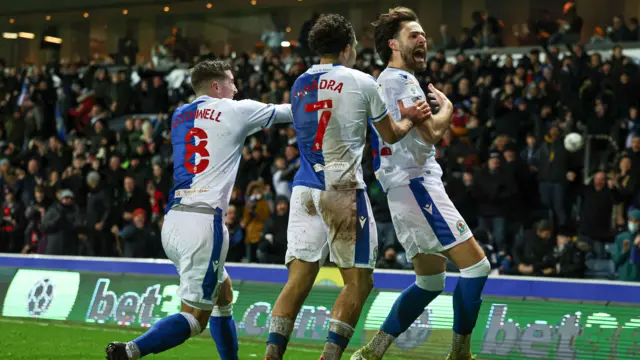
[381,282,442,337]
[210,305,239,360]
[133,312,198,357]
[453,259,490,335]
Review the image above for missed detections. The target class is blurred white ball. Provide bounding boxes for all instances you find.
[564,132,584,152]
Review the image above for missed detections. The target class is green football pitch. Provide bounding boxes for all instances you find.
[0,318,413,360]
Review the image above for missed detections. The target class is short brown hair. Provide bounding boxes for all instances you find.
[190,59,231,93]
[372,7,419,64]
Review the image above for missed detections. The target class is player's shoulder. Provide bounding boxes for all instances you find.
[339,67,377,89]
[378,67,415,85]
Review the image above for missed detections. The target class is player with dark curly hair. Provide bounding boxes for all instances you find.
[264,13,431,360]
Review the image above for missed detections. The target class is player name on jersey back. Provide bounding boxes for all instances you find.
[166,95,292,214]
[171,108,222,128]
[291,64,388,191]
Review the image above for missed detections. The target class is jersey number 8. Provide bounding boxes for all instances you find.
[184,127,209,175]
[305,99,333,152]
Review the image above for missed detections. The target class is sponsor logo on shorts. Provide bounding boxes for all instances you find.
[359,216,367,229]
[423,203,433,215]
[456,219,468,234]
[212,260,219,272]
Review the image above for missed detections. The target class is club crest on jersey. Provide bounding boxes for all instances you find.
[456,219,468,234]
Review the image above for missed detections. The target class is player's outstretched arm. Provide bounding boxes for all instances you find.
[237,100,292,136]
[373,100,431,144]
[415,83,453,144]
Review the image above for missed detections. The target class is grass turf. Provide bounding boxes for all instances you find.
[0,318,410,360]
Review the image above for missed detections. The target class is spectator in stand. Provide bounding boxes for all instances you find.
[624,136,640,178]
[45,136,70,174]
[512,220,555,276]
[550,2,583,45]
[437,24,458,50]
[521,133,539,167]
[117,175,151,226]
[376,245,404,270]
[21,186,48,254]
[580,171,618,258]
[226,204,245,262]
[1,189,23,253]
[612,209,640,281]
[608,16,633,42]
[241,180,271,262]
[612,156,638,218]
[534,10,559,43]
[42,189,82,255]
[146,180,166,223]
[589,27,613,45]
[258,196,289,264]
[86,171,111,256]
[111,208,156,258]
[472,151,517,252]
[19,158,44,207]
[628,18,640,41]
[537,126,570,227]
[539,228,588,278]
[272,156,291,200]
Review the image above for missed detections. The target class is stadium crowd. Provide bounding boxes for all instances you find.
[1,7,640,283]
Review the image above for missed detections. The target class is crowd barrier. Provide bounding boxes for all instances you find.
[1,254,639,359]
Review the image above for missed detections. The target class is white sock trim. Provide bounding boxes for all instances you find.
[415,272,446,292]
[180,311,202,337]
[211,304,233,317]
[125,342,141,360]
[459,257,491,278]
[328,318,355,338]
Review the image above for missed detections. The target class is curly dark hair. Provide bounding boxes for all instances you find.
[190,59,231,93]
[372,7,419,64]
[308,14,355,58]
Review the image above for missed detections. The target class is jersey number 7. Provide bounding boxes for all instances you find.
[184,127,209,175]
[305,99,333,152]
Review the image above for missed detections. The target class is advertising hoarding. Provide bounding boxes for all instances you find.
[1,268,639,359]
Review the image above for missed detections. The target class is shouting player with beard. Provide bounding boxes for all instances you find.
[351,7,489,360]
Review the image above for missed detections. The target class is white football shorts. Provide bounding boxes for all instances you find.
[162,207,229,309]
[387,175,473,260]
[286,186,378,268]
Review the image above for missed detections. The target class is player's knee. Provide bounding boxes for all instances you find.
[460,257,491,278]
[415,272,446,292]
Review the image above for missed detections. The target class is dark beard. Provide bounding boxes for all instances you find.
[399,44,427,72]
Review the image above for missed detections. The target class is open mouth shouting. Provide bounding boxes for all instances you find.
[413,47,427,64]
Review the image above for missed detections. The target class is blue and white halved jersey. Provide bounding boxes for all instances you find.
[372,67,438,191]
[167,95,292,214]
[291,64,388,191]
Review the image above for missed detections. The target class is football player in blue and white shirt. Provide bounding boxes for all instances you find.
[264,14,431,360]
[106,60,292,360]
[352,7,490,360]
